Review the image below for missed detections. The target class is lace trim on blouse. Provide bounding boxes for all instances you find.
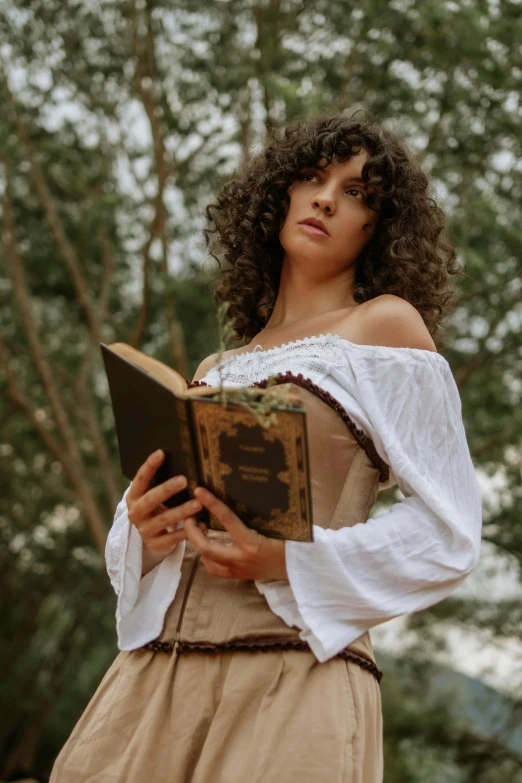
[203,332,447,380]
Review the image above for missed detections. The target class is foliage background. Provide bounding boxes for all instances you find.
[0,0,521,780]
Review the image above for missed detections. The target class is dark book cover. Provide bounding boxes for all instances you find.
[100,343,314,542]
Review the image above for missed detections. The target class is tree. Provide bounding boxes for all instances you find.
[0,0,520,778]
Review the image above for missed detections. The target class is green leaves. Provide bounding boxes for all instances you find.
[1,0,521,779]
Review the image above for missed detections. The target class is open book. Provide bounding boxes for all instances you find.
[100,342,314,542]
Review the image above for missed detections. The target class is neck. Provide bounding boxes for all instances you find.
[264,258,358,331]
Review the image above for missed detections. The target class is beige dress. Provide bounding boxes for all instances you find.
[51,374,395,783]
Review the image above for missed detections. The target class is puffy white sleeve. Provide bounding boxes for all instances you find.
[105,482,186,650]
[255,345,483,663]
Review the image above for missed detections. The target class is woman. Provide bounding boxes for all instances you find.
[50,111,482,783]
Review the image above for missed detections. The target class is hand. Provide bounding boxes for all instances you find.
[184,486,288,581]
[126,450,206,563]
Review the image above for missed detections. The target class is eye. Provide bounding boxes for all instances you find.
[346,188,367,201]
[300,174,367,202]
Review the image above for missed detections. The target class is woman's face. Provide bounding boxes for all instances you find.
[279,149,379,276]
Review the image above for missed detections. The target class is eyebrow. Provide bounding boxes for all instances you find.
[307,166,366,185]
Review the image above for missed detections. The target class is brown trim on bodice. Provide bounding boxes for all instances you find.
[181,374,389,686]
[142,638,383,684]
[188,374,390,483]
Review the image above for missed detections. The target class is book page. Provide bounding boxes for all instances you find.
[106,342,188,397]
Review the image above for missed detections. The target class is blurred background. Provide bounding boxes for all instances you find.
[0,1,521,781]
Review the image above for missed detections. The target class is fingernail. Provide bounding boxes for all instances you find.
[152,449,163,462]
[188,500,202,511]
[168,475,185,489]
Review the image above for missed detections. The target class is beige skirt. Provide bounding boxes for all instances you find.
[50,646,383,783]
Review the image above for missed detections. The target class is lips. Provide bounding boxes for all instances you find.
[298,218,329,235]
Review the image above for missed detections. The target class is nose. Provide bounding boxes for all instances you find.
[312,185,335,214]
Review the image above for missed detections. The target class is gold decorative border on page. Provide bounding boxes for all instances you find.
[191,399,311,541]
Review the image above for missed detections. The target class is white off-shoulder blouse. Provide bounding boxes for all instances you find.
[105,334,483,662]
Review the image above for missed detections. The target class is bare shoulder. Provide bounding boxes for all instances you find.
[355,294,438,352]
[191,348,237,382]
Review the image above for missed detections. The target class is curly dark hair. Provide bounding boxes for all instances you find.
[203,109,465,344]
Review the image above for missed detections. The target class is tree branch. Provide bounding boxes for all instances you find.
[1,178,108,553]
[129,0,188,377]
[0,66,106,346]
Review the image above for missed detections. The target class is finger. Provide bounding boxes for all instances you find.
[145,527,188,552]
[126,448,189,518]
[184,516,212,553]
[138,497,202,538]
[165,521,185,533]
[128,476,189,529]
[127,449,166,504]
[139,474,189,520]
[201,556,234,579]
[193,487,253,545]
[179,519,207,535]
[165,517,207,534]
[184,517,241,565]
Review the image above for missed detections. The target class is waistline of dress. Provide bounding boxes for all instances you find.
[141,637,383,685]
